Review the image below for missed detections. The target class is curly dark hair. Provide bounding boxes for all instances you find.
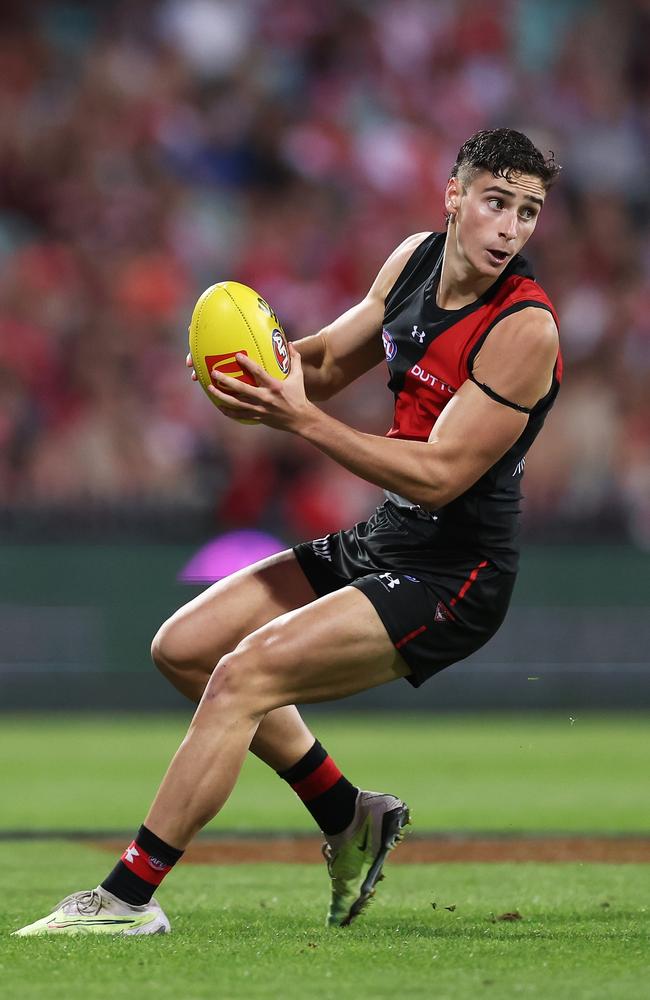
[450,128,561,190]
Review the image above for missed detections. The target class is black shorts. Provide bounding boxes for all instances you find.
[293,501,516,688]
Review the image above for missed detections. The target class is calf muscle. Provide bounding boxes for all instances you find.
[145,586,408,847]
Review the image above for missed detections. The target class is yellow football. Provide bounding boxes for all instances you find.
[188,281,290,422]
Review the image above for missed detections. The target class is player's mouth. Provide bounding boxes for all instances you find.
[486,248,510,266]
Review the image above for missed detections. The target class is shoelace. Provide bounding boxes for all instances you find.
[56,890,103,915]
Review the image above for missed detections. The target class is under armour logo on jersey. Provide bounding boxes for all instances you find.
[411,325,426,344]
[379,572,401,590]
[512,456,527,476]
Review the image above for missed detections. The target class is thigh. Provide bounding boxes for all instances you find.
[228,585,411,709]
[296,506,516,691]
[157,549,318,671]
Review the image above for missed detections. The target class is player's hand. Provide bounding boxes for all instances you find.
[208,344,314,432]
[186,352,198,381]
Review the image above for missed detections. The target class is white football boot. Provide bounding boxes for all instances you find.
[13,886,170,936]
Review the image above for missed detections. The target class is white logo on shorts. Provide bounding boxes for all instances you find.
[379,572,401,590]
[312,537,332,562]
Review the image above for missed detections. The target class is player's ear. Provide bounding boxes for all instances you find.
[444,177,461,221]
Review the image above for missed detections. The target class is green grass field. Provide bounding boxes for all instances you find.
[3,713,650,999]
[3,712,650,833]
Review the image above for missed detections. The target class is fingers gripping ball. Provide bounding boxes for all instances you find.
[189,282,290,424]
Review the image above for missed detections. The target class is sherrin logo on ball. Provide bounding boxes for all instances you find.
[189,281,290,423]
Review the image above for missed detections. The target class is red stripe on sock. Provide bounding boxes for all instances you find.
[121,841,172,886]
[291,757,342,802]
[450,560,488,607]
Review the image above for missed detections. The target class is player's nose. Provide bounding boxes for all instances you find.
[499,211,518,240]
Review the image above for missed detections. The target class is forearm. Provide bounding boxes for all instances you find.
[293,296,385,401]
[208,348,529,509]
[296,405,448,508]
[293,333,332,401]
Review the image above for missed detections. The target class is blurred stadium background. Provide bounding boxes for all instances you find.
[1,0,648,712]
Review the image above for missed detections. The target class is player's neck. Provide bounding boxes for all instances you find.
[436,233,496,310]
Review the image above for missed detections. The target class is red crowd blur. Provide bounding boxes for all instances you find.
[0,1,648,545]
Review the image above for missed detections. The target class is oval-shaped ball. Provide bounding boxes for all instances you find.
[189,281,290,423]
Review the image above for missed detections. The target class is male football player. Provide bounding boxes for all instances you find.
[16,128,561,935]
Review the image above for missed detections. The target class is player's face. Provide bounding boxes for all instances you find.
[446,170,546,277]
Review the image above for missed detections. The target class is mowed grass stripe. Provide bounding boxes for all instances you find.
[4,841,649,1000]
[1,713,649,833]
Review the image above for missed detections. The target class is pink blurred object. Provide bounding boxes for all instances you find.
[179,530,286,583]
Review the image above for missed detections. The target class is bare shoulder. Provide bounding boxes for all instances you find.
[389,231,433,260]
[479,307,559,366]
[370,232,433,302]
[473,307,559,408]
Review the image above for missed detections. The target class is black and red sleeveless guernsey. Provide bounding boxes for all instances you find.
[381,231,562,572]
[293,231,562,688]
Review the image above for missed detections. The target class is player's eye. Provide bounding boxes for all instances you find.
[519,207,537,221]
[487,198,503,209]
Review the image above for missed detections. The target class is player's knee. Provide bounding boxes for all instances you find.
[151,618,191,678]
[150,622,170,675]
[204,649,255,704]
[204,636,280,715]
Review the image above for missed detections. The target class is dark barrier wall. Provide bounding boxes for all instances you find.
[1,545,648,711]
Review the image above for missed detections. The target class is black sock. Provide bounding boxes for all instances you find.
[101,825,184,906]
[278,740,358,836]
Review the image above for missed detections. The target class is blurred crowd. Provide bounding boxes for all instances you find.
[1,0,649,545]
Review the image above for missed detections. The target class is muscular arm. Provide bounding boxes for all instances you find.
[188,233,430,397]
[210,307,559,508]
[295,232,432,400]
[298,309,558,506]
